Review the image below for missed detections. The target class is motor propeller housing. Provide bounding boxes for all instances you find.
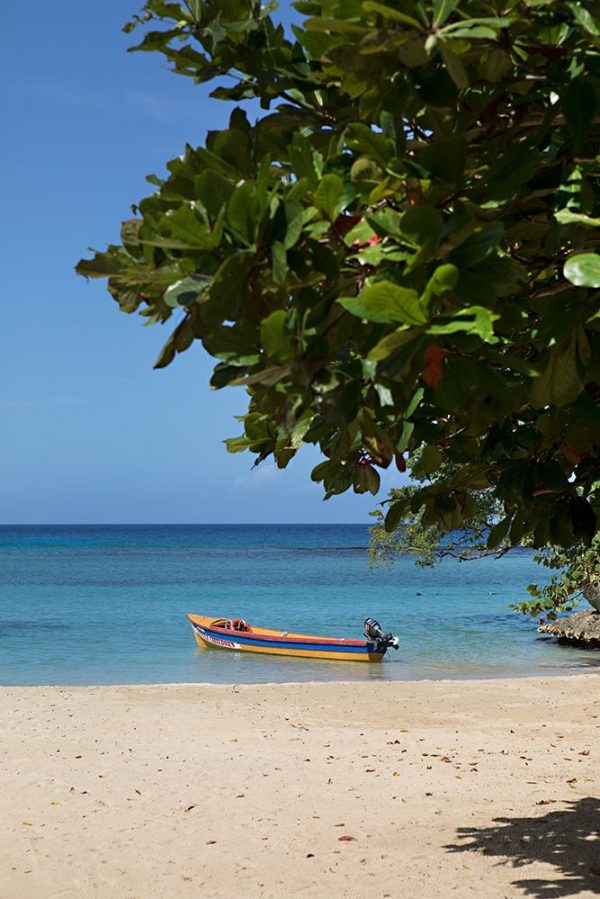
[364,617,399,650]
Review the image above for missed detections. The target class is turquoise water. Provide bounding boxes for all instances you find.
[0,524,597,685]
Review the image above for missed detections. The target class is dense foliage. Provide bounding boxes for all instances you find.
[77,0,600,550]
[522,537,600,616]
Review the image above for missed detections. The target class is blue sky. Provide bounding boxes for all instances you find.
[2,2,402,524]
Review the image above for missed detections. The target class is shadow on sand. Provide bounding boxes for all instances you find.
[445,797,600,897]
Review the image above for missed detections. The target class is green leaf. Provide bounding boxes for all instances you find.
[260,310,294,361]
[480,47,512,82]
[420,135,467,184]
[530,339,582,407]
[563,78,596,151]
[194,171,234,219]
[406,387,424,418]
[449,222,504,267]
[487,516,511,549]
[345,123,395,167]
[244,413,273,442]
[313,174,344,221]
[566,1,600,35]
[367,208,404,240]
[396,421,415,452]
[303,16,369,36]
[441,25,496,39]
[428,306,499,342]
[420,265,459,314]
[76,251,126,278]
[442,16,512,35]
[344,218,378,248]
[291,415,313,450]
[354,464,381,495]
[362,1,424,30]
[401,205,443,246]
[435,357,512,418]
[226,182,259,246]
[154,316,195,369]
[384,496,412,532]
[564,253,600,288]
[339,281,426,325]
[161,206,218,248]
[210,252,254,308]
[289,132,322,189]
[439,44,469,89]
[271,242,288,286]
[433,0,462,27]
[236,365,293,387]
[164,275,210,308]
[282,201,307,250]
[555,209,600,228]
[412,444,443,475]
[311,460,331,483]
[224,435,254,453]
[368,329,421,362]
[350,157,382,185]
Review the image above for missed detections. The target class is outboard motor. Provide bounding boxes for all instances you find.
[364,617,399,650]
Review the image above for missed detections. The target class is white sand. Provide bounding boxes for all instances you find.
[1,675,599,898]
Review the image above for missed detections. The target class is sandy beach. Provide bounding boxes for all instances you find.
[1,675,599,898]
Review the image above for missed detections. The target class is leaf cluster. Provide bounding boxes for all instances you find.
[516,535,600,618]
[78,0,600,547]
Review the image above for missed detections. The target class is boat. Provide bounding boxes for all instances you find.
[186,614,399,663]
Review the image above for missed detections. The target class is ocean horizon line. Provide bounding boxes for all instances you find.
[0,521,376,528]
[0,521,373,527]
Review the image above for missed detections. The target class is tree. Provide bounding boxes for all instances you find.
[77,0,600,550]
[523,539,600,616]
[368,466,506,569]
[368,456,600,618]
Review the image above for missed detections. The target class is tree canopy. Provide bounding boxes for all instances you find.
[77,0,600,550]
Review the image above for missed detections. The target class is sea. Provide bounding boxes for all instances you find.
[0,524,597,686]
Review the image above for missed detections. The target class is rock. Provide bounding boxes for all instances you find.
[539,610,600,647]
[582,581,600,613]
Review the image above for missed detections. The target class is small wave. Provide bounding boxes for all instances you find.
[0,620,69,635]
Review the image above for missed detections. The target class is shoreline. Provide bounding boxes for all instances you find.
[2,675,599,898]
[2,659,599,690]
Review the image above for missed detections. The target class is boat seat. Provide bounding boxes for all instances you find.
[229,618,253,633]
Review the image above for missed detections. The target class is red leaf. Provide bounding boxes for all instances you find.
[422,345,449,388]
[395,452,407,473]
[335,214,362,235]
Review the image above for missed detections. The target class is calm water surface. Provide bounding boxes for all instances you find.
[0,524,597,685]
